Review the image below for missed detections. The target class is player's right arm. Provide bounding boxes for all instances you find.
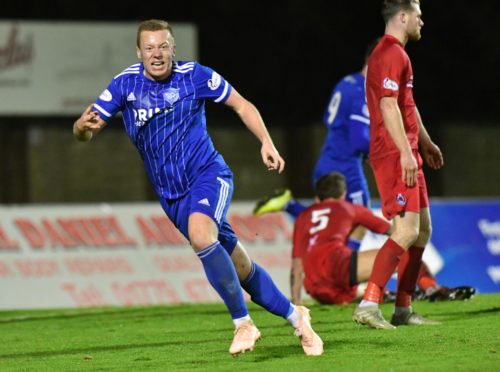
[380,96,417,186]
[73,104,107,142]
[290,257,304,304]
[74,75,125,142]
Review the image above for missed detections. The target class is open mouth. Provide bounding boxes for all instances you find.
[152,61,165,67]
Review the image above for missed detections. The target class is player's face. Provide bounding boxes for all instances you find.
[137,30,176,81]
[406,4,424,41]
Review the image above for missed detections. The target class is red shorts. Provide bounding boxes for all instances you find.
[371,149,429,220]
[304,243,358,305]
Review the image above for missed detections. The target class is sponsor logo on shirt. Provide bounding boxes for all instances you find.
[127,92,136,101]
[383,77,399,91]
[396,193,407,206]
[99,89,113,102]
[406,76,414,88]
[133,107,172,127]
[163,88,180,105]
[207,72,221,90]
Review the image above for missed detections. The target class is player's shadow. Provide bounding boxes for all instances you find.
[0,306,228,324]
[434,306,500,321]
[0,338,214,360]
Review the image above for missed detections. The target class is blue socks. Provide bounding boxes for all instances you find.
[197,241,248,319]
[241,262,291,319]
[348,238,362,251]
[197,243,292,321]
[285,199,307,219]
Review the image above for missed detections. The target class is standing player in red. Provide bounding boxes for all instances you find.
[352,0,444,329]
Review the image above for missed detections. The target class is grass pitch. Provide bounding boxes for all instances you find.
[0,294,499,371]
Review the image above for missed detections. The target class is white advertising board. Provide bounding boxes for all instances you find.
[0,21,197,115]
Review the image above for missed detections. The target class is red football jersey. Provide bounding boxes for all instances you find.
[366,34,419,160]
[292,199,390,260]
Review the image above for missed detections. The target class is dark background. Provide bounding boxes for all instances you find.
[1,1,499,202]
[3,0,498,125]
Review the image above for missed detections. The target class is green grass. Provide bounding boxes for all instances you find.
[0,294,499,371]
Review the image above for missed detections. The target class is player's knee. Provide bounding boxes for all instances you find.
[189,232,218,251]
[188,213,219,251]
[392,225,419,248]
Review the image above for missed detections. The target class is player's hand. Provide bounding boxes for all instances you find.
[421,141,444,170]
[261,140,285,173]
[400,150,418,187]
[75,104,105,132]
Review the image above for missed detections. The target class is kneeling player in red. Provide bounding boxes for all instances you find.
[291,173,396,313]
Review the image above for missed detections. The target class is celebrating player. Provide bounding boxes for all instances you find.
[353,0,443,329]
[73,19,323,356]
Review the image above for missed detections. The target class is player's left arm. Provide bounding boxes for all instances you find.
[354,205,391,235]
[416,106,444,169]
[224,88,285,173]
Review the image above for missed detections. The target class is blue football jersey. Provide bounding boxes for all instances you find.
[319,72,370,162]
[93,61,232,199]
[313,72,371,206]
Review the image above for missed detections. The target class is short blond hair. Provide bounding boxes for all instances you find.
[136,19,175,47]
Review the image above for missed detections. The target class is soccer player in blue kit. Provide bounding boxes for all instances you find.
[73,19,323,356]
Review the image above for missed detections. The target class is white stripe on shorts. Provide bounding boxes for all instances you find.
[215,177,230,223]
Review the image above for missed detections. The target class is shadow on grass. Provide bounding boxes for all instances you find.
[0,305,230,324]
[0,338,210,360]
[434,306,500,320]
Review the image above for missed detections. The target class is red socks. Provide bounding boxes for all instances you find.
[395,246,425,307]
[417,263,438,291]
[363,238,404,303]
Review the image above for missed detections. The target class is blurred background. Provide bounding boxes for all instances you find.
[1,0,499,203]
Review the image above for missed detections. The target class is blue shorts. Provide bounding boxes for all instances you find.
[313,158,370,207]
[159,163,239,254]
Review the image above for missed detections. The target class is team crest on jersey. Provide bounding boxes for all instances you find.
[99,89,112,102]
[396,193,407,206]
[163,88,180,105]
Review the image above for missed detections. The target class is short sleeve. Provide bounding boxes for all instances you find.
[192,63,232,103]
[93,79,124,122]
[378,47,406,98]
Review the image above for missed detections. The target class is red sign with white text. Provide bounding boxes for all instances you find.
[0,202,293,309]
